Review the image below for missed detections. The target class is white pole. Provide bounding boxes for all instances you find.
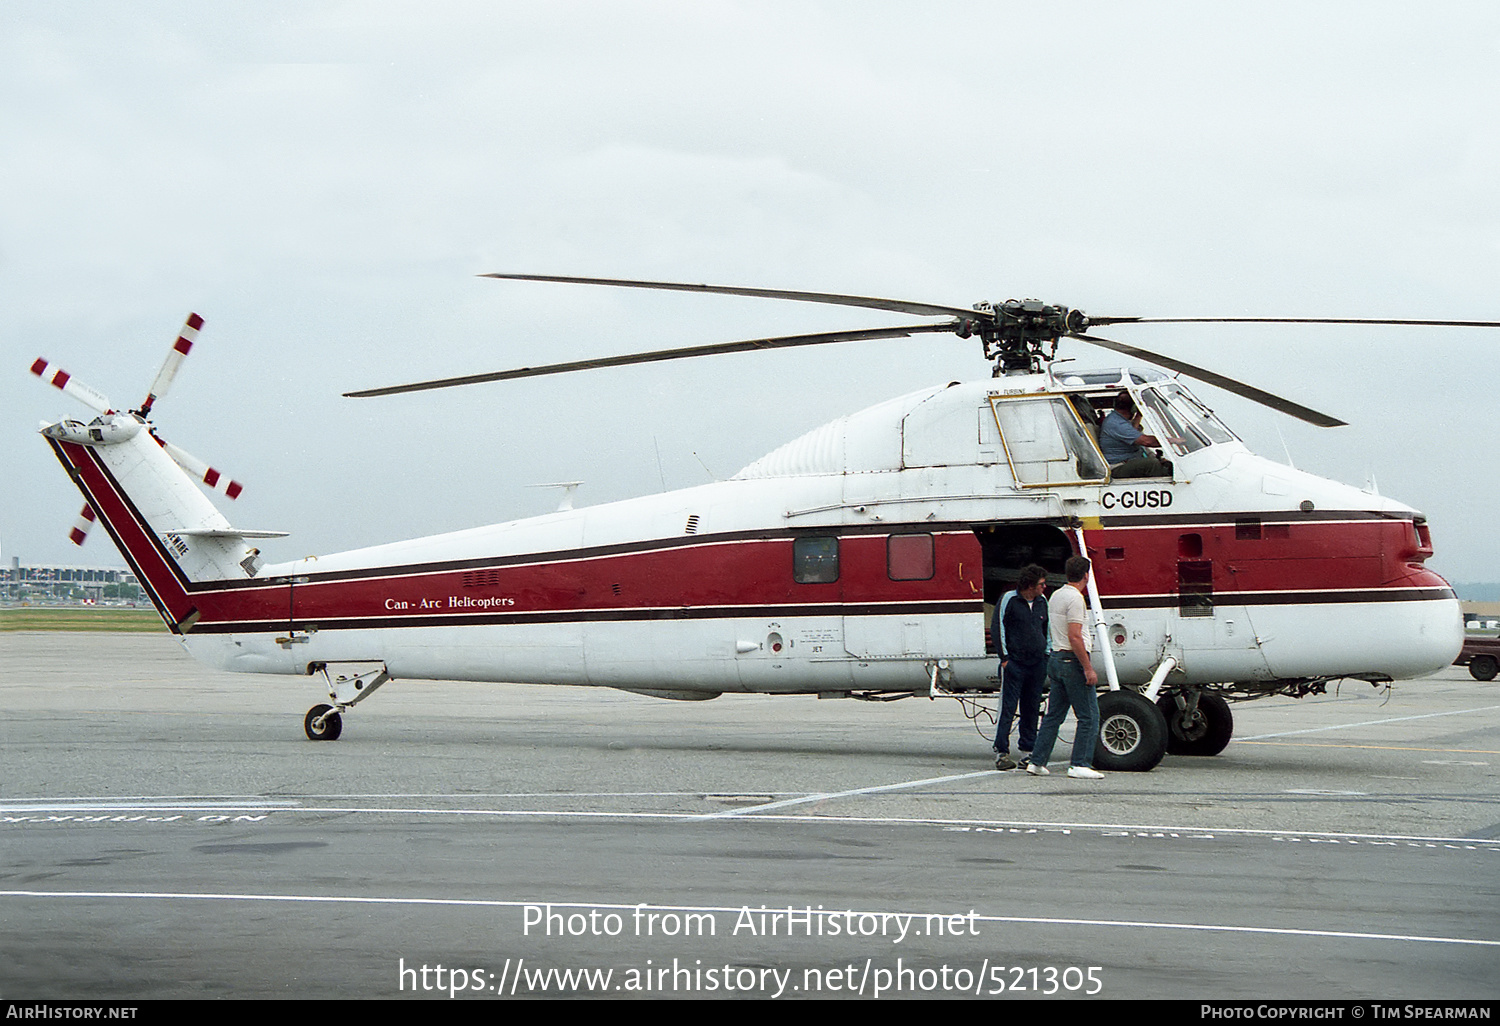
[1072,526,1121,691]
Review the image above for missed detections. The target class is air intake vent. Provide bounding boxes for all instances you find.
[463,568,505,588]
[685,514,700,535]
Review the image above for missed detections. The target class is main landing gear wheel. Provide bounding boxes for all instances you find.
[304,703,343,741]
[1157,692,1234,756]
[1092,690,1168,772]
[1469,656,1498,682]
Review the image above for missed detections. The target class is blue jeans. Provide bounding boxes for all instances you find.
[1029,652,1100,769]
[994,659,1045,755]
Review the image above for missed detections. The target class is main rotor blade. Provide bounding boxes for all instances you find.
[1089,315,1500,329]
[481,273,988,322]
[345,322,961,398]
[1070,332,1347,428]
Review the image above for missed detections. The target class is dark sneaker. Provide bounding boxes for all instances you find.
[995,754,1017,771]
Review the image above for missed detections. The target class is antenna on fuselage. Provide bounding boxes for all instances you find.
[653,436,667,492]
[691,451,718,482]
[528,481,583,512]
[1273,422,1297,471]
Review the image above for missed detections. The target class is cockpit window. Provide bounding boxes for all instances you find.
[989,396,1109,486]
[1139,383,1236,456]
[1139,389,1206,455]
[1170,386,1236,444]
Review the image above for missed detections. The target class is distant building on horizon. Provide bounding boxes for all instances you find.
[4,558,140,603]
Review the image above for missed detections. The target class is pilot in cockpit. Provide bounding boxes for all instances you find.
[1100,392,1172,478]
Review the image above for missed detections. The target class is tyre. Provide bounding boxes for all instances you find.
[1157,692,1234,756]
[1092,690,1167,772]
[304,703,342,741]
[1470,656,1498,682]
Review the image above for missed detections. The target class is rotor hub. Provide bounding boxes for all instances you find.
[975,300,1089,374]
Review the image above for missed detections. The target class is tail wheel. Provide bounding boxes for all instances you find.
[304,704,343,741]
[1092,690,1167,772]
[1157,692,1234,756]
[1469,656,1498,681]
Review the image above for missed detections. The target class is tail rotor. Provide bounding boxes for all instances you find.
[33,313,246,547]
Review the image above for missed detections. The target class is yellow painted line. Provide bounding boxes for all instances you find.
[1238,741,1500,755]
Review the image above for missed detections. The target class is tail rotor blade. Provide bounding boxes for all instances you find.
[139,313,204,415]
[29,359,113,415]
[68,504,97,546]
[155,436,244,499]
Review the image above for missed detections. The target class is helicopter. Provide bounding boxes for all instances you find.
[33,275,1487,771]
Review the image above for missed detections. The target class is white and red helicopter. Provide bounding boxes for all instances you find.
[34,275,1484,771]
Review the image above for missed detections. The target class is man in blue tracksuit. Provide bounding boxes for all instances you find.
[993,563,1050,770]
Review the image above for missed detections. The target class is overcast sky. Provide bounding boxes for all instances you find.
[3,2,1498,584]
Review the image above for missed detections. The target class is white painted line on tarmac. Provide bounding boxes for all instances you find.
[253,807,1494,849]
[0,801,301,812]
[691,770,998,820]
[1,889,1494,948]
[0,794,276,802]
[5,799,1499,849]
[0,792,807,805]
[1240,704,1500,740]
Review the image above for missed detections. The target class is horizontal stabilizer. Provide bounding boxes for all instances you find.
[169,528,290,538]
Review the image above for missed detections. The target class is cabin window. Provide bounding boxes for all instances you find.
[1177,560,1214,617]
[989,396,1109,487]
[887,533,935,581]
[793,536,840,584]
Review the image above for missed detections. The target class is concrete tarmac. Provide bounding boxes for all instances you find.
[2,631,1497,1000]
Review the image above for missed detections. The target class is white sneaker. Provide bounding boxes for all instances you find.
[1025,763,1049,776]
[1066,766,1104,780]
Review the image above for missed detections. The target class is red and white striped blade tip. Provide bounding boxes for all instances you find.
[159,437,243,499]
[30,359,113,414]
[68,504,97,546]
[140,313,204,413]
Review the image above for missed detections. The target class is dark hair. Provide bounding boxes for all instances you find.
[1064,555,1092,582]
[1018,564,1047,591]
[1113,391,1135,412]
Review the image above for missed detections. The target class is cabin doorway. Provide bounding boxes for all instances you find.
[973,522,1075,654]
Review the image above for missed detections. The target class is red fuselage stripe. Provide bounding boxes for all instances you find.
[56,439,1454,636]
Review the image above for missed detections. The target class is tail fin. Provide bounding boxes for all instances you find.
[45,425,282,632]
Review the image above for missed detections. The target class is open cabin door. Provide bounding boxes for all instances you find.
[974,522,1077,651]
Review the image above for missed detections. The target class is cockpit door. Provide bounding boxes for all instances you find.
[989,396,1109,487]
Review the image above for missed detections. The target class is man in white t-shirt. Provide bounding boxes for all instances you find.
[1025,555,1105,780]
